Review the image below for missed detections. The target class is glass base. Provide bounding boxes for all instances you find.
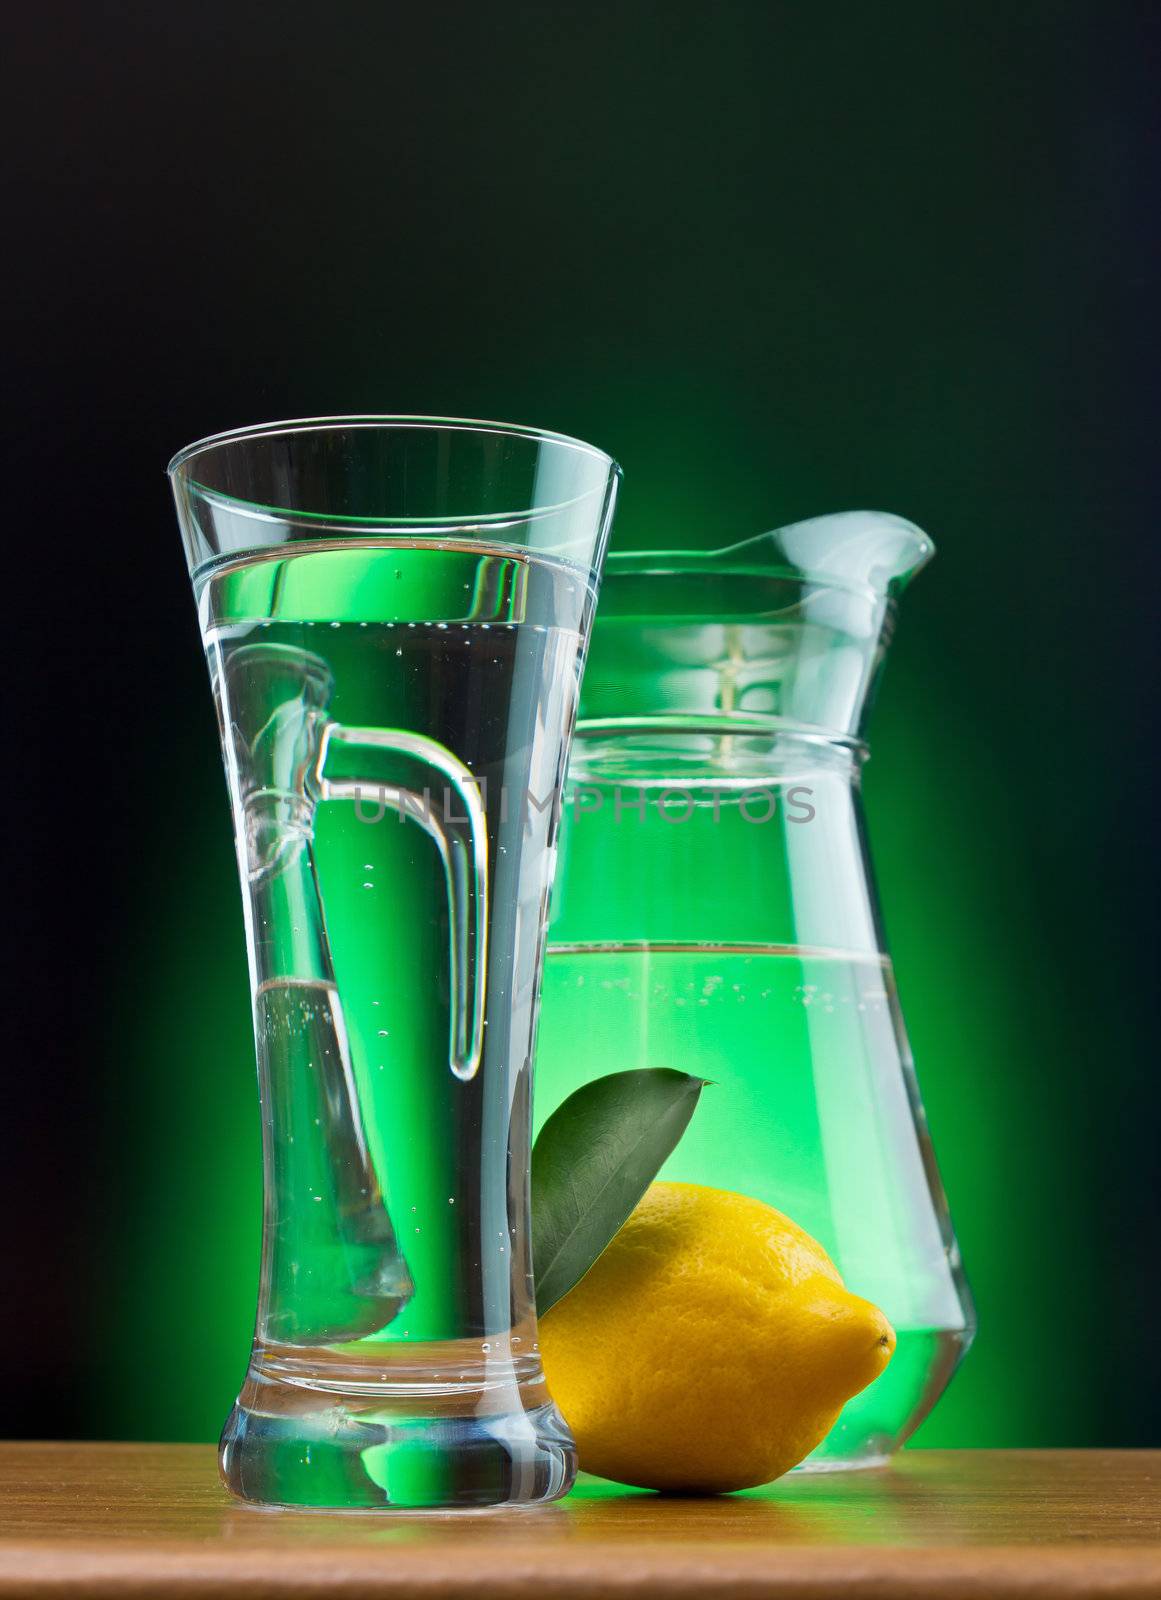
[220,1342,577,1510]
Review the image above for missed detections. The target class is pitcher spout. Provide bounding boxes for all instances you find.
[577,511,935,744]
[722,510,934,596]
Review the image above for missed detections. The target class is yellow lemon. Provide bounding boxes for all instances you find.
[539,1181,895,1493]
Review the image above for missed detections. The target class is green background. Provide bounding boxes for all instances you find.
[4,0,1155,1449]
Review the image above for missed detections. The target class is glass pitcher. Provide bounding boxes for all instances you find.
[169,417,619,1508]
[535,512,974,1471]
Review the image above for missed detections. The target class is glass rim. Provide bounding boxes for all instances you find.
[167,414,622,528]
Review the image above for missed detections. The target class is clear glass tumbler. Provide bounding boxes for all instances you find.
[169,417,619,1508]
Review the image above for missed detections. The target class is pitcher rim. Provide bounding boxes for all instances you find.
[602,511,934,598]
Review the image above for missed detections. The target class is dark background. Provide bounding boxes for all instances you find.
[3,0,1157,1448]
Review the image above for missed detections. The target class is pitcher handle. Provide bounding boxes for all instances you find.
[315,722,489,1082]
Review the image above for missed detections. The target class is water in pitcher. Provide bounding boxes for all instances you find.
[198,541,590,1416]
[536,940,970,1466]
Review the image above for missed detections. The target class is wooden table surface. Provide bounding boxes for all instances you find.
[0,1444,1158,1599]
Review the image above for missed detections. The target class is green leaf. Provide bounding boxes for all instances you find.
[532,1068,707,1316]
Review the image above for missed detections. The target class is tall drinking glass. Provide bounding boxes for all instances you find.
[169,418,619,1509]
